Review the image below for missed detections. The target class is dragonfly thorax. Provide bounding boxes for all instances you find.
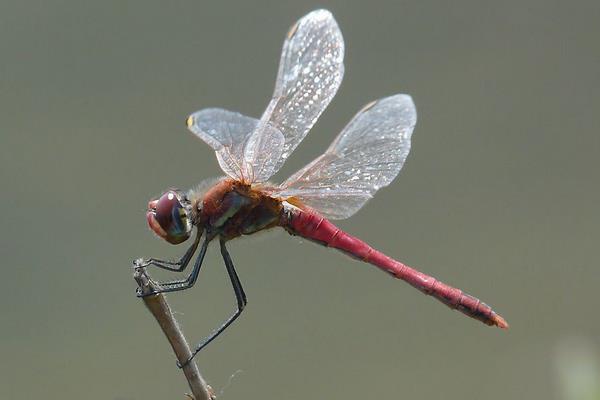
[195,179,283,241]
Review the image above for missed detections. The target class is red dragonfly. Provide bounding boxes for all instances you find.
[136,9,508,366]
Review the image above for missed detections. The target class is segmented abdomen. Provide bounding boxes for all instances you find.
[283,207,508,329]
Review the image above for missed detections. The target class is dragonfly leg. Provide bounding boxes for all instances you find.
[137,237,209,297]
[133,231,200,272]
[178,239,247,368]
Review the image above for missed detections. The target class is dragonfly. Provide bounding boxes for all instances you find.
[136,9,508,367]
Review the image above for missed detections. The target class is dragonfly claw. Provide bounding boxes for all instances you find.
[136,287,160,298]
[176,357,192,369]
[133,258,151,268]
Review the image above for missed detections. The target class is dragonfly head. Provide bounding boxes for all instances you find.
[146,190,192,244]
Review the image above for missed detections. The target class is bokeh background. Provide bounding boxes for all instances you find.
[1,1,599,399]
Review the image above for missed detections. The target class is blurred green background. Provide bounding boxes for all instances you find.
[1,1,599,399]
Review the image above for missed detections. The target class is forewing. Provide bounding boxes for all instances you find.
[242,121,285,183]
[187,108,259,181]
[277,94,417,219]
[243,9,345,182]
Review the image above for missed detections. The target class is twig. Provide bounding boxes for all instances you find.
[134,267,215,400]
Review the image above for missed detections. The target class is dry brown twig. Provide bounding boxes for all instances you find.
[133,266,215,400]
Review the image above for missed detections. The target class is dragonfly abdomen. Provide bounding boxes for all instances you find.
[284,207,508,329]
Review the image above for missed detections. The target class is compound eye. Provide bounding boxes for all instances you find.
[148,190,191,244]
[155,191,179,227]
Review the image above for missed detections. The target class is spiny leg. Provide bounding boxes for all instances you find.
[134,230,201,272]
[137,237,210,297]
[220,238,247,306]
[178,238,247,367]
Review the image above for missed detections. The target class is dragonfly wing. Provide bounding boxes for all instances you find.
[277,94,417,219]
[243,9,345,182]
[187,108,283,181]
[242,121,285,183]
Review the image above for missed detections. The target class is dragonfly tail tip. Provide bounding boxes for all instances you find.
[491,313,509,330]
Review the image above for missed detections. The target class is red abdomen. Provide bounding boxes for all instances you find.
[283,208,508,329]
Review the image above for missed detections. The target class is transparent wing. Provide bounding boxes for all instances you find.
[276,94,417,219]
[243,9,345,183]
[186,108,283,182]
[242,121,285,183]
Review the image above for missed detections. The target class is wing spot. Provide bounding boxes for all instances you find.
[359,100,378,114]
[287,21,299,39]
